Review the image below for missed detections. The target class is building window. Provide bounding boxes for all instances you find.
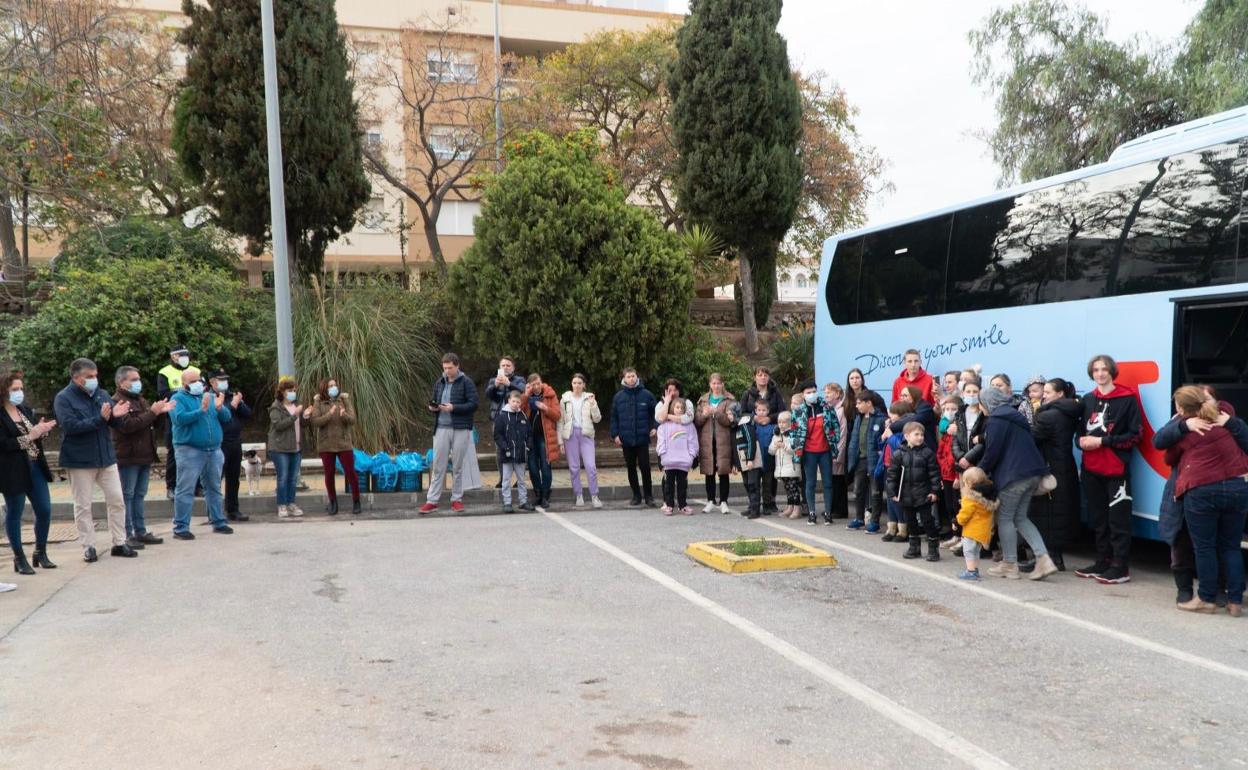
[364,123,383,150]
[358,196,388,232]
[795,274,807,289]
[355,41,380,77]
[426,50,477,84]
[436,200,482,237]
[427,126,477,161]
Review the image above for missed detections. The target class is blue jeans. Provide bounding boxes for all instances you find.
[271,451,301,506]
[1183,478,1248,604]
[173,445,227,533]
[996,476,1047,563]
[802,450,833,518]
[527,436,552,496]
[118,464,151,537]
[4,458,52,553]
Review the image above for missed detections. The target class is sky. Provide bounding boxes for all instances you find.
[666,0,1204,230]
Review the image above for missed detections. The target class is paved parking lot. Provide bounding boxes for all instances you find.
[2,506,1245,769]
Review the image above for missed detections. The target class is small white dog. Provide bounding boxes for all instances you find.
[243,450,263,496]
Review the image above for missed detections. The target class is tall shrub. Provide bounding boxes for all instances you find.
[292,278,442,452]
[54,216,239,273]
[448,130,692,391]
[8,259,272,405]
[669,0,802,353]
[173,0,370,278]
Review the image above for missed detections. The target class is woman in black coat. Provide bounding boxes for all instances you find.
[1031,377,1082,570]
[1,372,58,575]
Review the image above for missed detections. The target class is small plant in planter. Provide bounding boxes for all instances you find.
[731,536,768,557]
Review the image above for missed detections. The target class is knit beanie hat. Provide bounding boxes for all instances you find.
[979,387,1012,413]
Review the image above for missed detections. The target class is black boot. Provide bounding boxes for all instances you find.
[352,497,362,515]
[13,552,34,575]
[32,548,57,569]
[925,538,941,562]
[327,498,339,516]
[903,536,922,559]
[1174,568,1196,604]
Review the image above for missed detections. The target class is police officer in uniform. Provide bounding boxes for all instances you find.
[157,345,198,497]
[207,368,252,521]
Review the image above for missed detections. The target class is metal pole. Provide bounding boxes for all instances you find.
[493,0,503,168]
[261,0,295,377]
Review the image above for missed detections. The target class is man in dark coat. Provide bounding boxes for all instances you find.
[610,368,657,507]
[208,369,252,522]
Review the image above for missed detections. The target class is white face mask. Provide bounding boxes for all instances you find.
[176,356,190,368]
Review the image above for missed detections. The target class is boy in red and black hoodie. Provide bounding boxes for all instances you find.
[1075,354,1142,585]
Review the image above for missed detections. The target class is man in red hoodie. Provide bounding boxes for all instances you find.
[891,349,937,406]
[1074,354,1142,585]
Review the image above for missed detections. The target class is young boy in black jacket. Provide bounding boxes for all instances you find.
[493,391,531,513]
[886,421,942,561]
[734,403,765,519]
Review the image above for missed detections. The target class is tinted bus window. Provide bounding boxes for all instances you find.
[1118,142,1242,292]
[827,237,862,324]
[827,138,1247,324]
[947,192,1070,312]
[857,214,951,322]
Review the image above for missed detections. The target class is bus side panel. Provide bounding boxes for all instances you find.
[815,285,1180,540]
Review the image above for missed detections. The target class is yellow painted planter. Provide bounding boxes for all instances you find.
[685,538,837,574]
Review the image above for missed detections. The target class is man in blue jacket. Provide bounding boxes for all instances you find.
[53,358,138,562]
[169,368,234,538]
[419,353,480,514]
[610,368,658,507]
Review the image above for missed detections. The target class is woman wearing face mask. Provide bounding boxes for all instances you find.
[306,378,360,516]
[268,378,304,518]
[1,371,57,575]
[1031,377,1082,571]
[952,379,987,472]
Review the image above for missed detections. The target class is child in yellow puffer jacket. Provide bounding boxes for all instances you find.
[956,466,998,581]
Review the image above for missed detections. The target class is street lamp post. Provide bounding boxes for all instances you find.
[493,0,503,168]
[261,0,296,378]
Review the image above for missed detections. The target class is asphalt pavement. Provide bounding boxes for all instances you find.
[1,504,1245,769]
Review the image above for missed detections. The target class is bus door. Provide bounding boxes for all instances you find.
[1173,294,1248,422]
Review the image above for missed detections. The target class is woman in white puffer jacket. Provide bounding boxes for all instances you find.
[558,373,603,508]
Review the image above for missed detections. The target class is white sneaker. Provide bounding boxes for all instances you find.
[575,495,585,507]
[535,501,547,513]
[277,505,289,518]
[0,582,15,593]
[702,501,716,514]
[720,502,732,515]
[289,505,305,518]
[591,496,603,509]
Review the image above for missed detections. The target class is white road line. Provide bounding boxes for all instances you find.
[543,510,1014,770]
[759,519,1248,684]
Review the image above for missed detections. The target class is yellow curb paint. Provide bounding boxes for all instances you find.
[685,537,837,574]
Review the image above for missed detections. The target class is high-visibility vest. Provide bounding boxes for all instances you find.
[158,363,199,392]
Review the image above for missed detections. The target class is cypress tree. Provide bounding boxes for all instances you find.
[172,0,370,278]
[669,0,800,352]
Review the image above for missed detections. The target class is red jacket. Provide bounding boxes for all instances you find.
[1165,426,1248,498]
[937,432,957,482]
[892,368,936,406]
[520,384,563,462]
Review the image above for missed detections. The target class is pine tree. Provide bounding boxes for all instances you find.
[669,0,801,353]
[172,0,370,278]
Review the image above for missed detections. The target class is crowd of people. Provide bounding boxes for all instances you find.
[3,347,1245,619]
[1,345,366,588]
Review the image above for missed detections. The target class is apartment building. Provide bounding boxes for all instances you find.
[128,0,678,281]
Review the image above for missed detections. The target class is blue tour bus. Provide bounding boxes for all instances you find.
[816,105,1248,543]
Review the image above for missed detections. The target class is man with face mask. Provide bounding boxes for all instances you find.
[53,358,137,562]
[168,369,234,539]
[158,345,199,498]
[111,365,174,550]
[207,369,251,522]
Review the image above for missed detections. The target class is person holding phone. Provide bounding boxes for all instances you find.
[420,353,481,514]
[485,356,526,488]
[2,370,58,575]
